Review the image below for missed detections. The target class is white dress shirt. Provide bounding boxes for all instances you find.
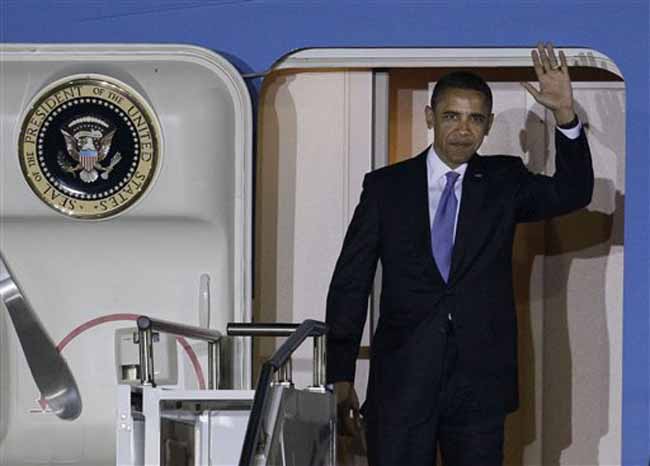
[426,122,582,238]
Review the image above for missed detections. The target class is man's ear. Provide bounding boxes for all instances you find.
[425,105,434,129]
[485,113,495,135]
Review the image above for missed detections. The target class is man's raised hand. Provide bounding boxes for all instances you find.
[521,42,576,125]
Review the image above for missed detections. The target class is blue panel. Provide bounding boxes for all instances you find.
[1,0,648,464]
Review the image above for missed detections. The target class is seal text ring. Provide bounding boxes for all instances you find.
[19,76,161,220]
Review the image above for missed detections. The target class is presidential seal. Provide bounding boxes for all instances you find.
[18,75,162,219]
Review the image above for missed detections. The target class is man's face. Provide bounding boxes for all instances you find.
[425,88,493,169]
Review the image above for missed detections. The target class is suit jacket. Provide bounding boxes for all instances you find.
[325,128,593,426]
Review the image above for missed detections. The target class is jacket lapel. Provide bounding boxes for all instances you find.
[411,147,446,284]
[448,155,488,284]
[410,147,442,281]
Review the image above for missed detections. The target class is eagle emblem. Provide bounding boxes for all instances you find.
[58,116,122,183]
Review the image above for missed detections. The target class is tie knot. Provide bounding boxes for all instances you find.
[445,171,460,186]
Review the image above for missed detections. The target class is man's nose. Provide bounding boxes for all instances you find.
[457,118,471,134]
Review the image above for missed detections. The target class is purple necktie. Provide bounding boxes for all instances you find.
[432,171,460,282]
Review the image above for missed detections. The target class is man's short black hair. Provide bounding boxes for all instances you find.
[430,71,493,112]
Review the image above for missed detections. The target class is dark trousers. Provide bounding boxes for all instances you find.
[366,319,505,466]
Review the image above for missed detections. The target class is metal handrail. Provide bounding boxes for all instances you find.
[0,252,82,420]
[136,315,223,389]
[233,319,327,466]
[227,322,325,337]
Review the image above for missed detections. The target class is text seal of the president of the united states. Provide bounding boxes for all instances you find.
[19,75,162,220]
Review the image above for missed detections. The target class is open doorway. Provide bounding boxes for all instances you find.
[255,48,624,465]
[388,65,624,465]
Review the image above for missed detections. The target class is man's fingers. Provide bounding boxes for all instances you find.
[351,388,360,411]
[559,50,569,73]
[537,42,551,71]
[344,385,360,411]
[531,50,544,77]
[335,381,360,413]
[521,81,541,100]
[547,42,559,69]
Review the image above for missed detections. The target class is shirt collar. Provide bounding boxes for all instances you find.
[426,145,468,185]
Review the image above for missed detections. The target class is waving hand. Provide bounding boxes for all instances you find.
[521,42,576,125]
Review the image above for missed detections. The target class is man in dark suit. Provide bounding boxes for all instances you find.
[326,43,593,466]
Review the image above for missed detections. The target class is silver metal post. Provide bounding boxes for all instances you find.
[138,328,155,386]
[313,335,326,387]
[208,340,221,389]
[276,358,293,385]
[286,357,293,384]
[321,335,327,386]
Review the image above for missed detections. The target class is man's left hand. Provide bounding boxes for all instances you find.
[521,42,576,125]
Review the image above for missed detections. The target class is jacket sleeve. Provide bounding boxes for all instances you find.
[515,127,594,223]
[326,173,380,383]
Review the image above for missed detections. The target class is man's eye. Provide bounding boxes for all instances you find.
[443,114,458,120]
[471,116,486,124]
